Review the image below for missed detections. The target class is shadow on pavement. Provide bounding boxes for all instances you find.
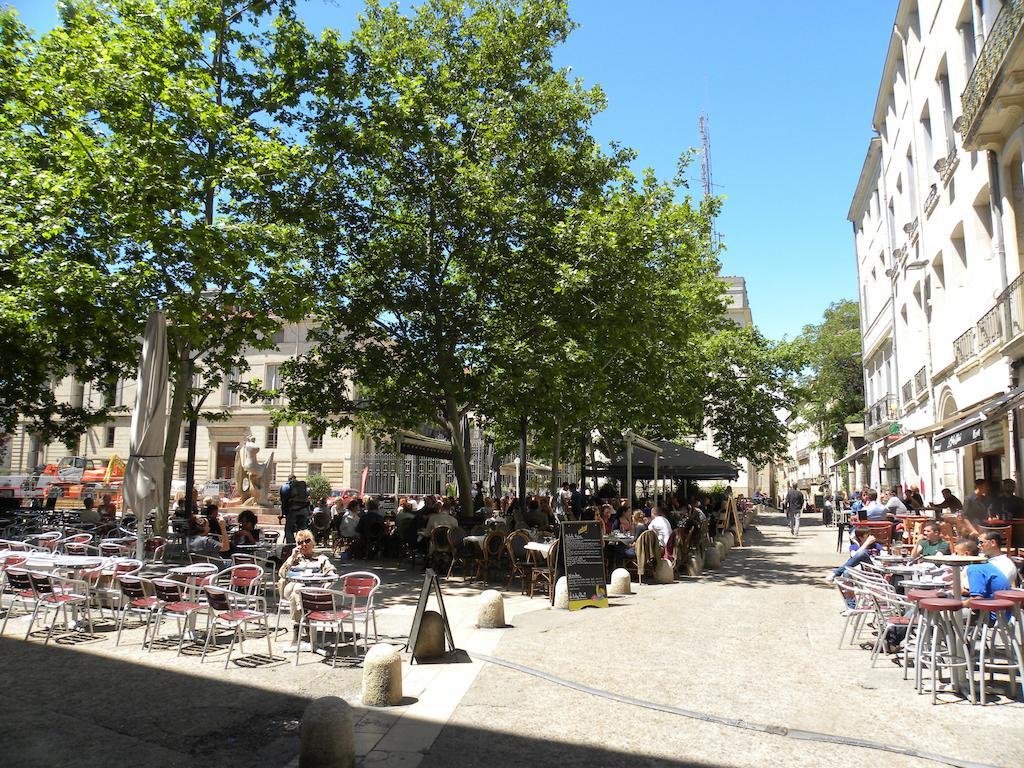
[713,513,833,590]
[420,721,734,768]
[0,635,308,768]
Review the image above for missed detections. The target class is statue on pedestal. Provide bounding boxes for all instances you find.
[233,434,275,507]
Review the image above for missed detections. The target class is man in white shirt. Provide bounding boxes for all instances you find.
[980,531,1019,585]
[648,507,673,548]
[863,490,887,521]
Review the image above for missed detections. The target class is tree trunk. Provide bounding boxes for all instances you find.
[444,397,474,521]
[549,418,561,498]
[159,342,191,535]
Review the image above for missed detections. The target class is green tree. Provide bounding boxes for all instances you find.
[796,299,864,454]
[0,0,319,529]
[282,0,621,517]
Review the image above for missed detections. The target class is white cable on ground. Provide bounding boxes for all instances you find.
[469,652,999,768]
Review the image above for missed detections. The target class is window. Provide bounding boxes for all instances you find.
[920,107,934,173]
[307,463,322,477]
[265,364,280,404]
[906,150,917,216]
[223,368,240,407]
[271,328,286,344]
[309,430,323,450]
[70,380,85,409]
[937,66,955,154]
[959,8,978,76]
[266,426,278,449]
[105,426,116,448]
[178,461,188,479]
[181,425,192,448]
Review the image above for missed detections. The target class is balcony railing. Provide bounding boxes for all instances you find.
[1003,271,1024,342]
[914,366,928,396]
[954,327,977,366]
[977,303,1004,354]
[935,145,959,187]
[864,394,898,432]
[962,0,1024,143]
[923,183,939,215]
[901,380,914,405]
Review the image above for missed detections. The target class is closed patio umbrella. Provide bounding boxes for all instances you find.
[124,310,169,561]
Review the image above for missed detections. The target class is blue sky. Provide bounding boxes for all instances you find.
[6,0,894,340]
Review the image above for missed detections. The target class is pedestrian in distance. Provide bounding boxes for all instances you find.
[784,482,805,536]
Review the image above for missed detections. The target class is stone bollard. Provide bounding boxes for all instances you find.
[724,530,736,548]
[686,554,702,578]
[716,540,727,561]
[653,558,674,584]
[477,589,506,628]
[362,644,403,707]
[608,568,632,596]
[715,534,731,555]
[413,611,446,661]
[704,545,721,570]
[553,576,569,609]
[300,696,355,768]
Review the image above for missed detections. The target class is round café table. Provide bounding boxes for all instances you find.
[923,554,986,597]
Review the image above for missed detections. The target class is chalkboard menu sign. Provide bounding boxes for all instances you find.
[560,521,608,610]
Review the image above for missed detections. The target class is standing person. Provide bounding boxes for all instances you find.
[962,478,991,530]
[279,474,295,542]
[784,482,805,536]
[569,482,583,521]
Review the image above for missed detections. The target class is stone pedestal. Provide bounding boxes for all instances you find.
[653,558,674,584]
[686,554,702,578]
[413,611,446,661]
[300,696,355,768]
[477,590,505,628]
[553,576,569,609]
[362,644,403,706]
[716,541,728,561]
[608,568,632,595]
[704,545,721,570]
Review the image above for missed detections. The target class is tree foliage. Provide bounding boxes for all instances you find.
[795,299,864,454]
[0,0,319,528]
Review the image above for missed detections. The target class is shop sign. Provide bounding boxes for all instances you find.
[933,423,983,453]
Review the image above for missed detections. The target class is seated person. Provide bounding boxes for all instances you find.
[862,490,886,521]
[424,500,458,536]
[595,504,614,535]
[955,537,1010,605]
[613,508,634,535]
[932,487,963,514]
[79,497,101,524]
[826,527,882,582]
[230,509,261,551]
[632,510,648,536]
[277,530,337,652]
[979,531,1018,586]
[187,514,230,563]
[522,498,547,528]
[647,507,673,549]
[882,490,907,517]
[911,521,950,559]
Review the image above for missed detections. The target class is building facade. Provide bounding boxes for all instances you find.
[844,0,1024,501]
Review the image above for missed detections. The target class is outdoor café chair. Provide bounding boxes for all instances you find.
[115,575,159,648]
[0,559,32,636]
[504,530,534,593]
[0,539,37,552]
[446,527,475,579]
[232,553,277,601]
[58,533,95,553]
[85,558,144,619]
[529,539,559,599]
[144,536,167,563]
[211,564,267,612]
[201,585,273,669]
[474,531,506,582]
[26,569,94,643]
[295,588,352,667]
[25,531,62,551]
[342,571,381,654]
[150,578,205,656]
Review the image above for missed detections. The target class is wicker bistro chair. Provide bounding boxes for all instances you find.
[446,527,477,579]
[429,525,455,574]
[529,539,559,599]
[201,585,273,669]
[505,530,535,593]
[474,531,507,582]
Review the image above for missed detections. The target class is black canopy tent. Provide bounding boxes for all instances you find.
[586,439,739,488]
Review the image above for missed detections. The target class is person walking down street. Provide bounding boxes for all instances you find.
[784,483,805,536]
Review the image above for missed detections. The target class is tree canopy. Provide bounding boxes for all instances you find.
[795,299,864,454]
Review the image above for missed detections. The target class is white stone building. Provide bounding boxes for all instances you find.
[3,320,358,491]
[843,0,1024,501]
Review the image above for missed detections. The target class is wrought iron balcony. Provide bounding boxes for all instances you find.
[923,183,939,215]
[934,146,959,187]
[864,394,898,432]
[954,327,977,366]
[901,380,914,405]
[977,303,1004,355]
[914,366,928,397]
[962,0,1024,144]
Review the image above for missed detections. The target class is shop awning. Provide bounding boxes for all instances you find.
[394,430,454,460]
[499,460,552,475]
[886,433,917,459]
[932,385,1024,453]
[586,440,738,480]
[830,441,871,469]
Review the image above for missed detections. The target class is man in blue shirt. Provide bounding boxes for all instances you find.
[862,490,887,521]
[956,538,1011,604]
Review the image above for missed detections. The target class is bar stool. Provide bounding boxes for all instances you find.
[902,588,940,681]
[966,598,1024,704]
[995,589,1024,652]
[917,597,974,704]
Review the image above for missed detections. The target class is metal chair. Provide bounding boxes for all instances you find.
[201,585,273,669]
[341,571,381,654]
[295,588,352,667]
[114,575,159,648]
[150,579,205,656]
[26,570,93,643]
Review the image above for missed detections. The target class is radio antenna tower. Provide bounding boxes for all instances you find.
[698,113,721,248]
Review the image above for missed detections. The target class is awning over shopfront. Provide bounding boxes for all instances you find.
[586,440,738,480]
[394,430,454,460]
[886,433,917,459]
[932,385,1024,453]
[830,441,871,469]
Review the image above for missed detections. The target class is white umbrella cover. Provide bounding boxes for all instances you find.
[124,310,169,560]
